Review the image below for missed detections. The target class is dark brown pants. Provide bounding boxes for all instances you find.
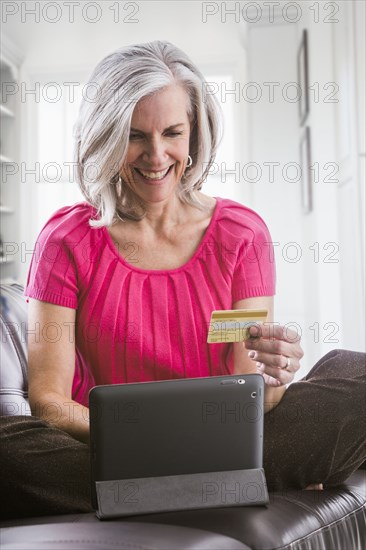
[1,349,365,519]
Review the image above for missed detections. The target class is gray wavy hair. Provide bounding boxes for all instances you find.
[73,40,224,227]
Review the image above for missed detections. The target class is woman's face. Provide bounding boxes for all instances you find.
[120,84,191,204]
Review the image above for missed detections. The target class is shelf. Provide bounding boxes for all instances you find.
[0,37,22,283]
[0,55,18,80]
[0,205,14,214]
[0,277,21,284]
[0,104,15,118]
[0,154,14,164]
[0,257,14,264]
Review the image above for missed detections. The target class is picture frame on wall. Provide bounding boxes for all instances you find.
[300,126,312,214]
[297,29,309,126]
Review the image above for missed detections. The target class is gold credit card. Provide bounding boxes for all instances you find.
[207,309,268,343]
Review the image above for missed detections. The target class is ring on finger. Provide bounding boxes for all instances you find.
[282,356,291,370]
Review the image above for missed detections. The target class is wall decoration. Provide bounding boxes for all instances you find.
[297,29,309,126]
[300,126,313,214]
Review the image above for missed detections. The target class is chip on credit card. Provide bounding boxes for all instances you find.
[207,309,268,343]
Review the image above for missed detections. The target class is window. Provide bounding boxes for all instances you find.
[36,81,84,232]
[199,73,238,198]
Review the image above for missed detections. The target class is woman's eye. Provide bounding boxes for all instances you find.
[129,131,182,140]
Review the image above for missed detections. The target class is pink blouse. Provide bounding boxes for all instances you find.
[24,196,276,406]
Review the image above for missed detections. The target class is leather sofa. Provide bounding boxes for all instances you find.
[1,282,365,550]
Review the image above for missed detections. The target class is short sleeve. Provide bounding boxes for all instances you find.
[231,212,276,302]
[23,205,87,309]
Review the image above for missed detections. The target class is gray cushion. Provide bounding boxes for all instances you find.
[0,283,30,416]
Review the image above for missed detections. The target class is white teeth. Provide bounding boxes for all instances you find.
[138,167,170,179]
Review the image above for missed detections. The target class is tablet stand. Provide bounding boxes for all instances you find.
[95,467,268,519]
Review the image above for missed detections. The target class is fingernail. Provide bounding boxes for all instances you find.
[248,351,257,359]
[249,326,259,338]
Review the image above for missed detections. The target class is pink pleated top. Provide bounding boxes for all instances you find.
[24,197,276,406]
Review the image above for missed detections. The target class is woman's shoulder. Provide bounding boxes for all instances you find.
[214,196,271,234]
[44,201,96,224]
[35,201,102,250]
[38,202,97,235]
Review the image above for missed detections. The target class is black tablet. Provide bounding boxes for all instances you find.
[89,373,266,516]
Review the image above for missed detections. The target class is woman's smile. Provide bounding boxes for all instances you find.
[133,164,175,183]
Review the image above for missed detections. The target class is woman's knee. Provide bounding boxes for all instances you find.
[0,415,47,444]
[305,348,366,383]
[0,414,92,518]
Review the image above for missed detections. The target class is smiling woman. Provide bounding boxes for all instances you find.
[1,40,365,520]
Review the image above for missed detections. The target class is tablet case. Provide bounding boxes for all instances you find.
[89,374,269,518]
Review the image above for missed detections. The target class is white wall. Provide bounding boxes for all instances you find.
[297,8,344,366]
[244,21,314,377]
[4,1,242,72]
[302,0,365,354]
[330,0,365,352]
[243,1,365,376]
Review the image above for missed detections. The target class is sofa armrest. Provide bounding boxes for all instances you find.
[0,283,30,416]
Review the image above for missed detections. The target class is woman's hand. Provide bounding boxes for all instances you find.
[244,323,304,387]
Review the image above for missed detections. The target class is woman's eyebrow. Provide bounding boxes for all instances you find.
[130,123,185,133]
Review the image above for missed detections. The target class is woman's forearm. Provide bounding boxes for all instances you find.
[30,392,90,444]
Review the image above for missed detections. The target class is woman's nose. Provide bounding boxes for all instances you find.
[142,138,168,165]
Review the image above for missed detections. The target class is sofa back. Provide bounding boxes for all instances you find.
[0,283,30,416]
